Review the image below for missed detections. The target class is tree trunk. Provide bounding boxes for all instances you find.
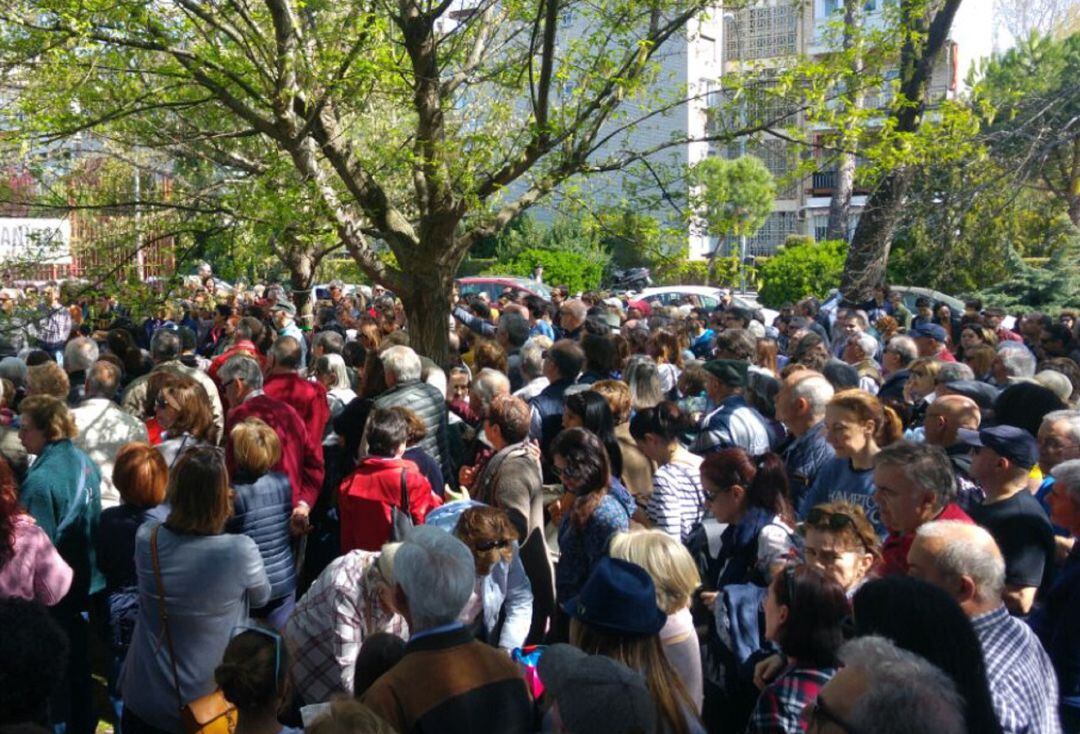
[840,0,963,302]
[401,265,453,365]
[839,168,915,301]
[282,241,318,326]
[826,0,864,243]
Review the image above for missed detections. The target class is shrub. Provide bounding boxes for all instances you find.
[757,237,847,308]
[485,247,607,293]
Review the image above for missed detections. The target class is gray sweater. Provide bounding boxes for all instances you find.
[120,523,270,733]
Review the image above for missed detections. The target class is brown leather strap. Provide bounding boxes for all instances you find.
[151,524,185,712]
[399,468,410,516]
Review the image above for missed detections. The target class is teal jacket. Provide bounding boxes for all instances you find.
[21,439,103,606]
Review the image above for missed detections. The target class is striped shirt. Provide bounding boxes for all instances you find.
[971,605,1062,734]
[645,447,704,543]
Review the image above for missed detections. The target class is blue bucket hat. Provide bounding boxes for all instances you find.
[563,557,666,636]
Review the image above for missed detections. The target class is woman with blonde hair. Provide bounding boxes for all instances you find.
[26,361,69,400]
[565,556,703,734]
[798,389,901,535]
[610,529,704,712]
[228,418,295,630]
[121,447,270,733]
[963,343,996,382]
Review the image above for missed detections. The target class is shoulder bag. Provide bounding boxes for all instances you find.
[389,468,414,541]
[150,525,238,734]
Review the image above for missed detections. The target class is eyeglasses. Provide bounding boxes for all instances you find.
[804,508,857,532]
[154,396,171,410]
[231,625,283,689]
[804,694,859,734]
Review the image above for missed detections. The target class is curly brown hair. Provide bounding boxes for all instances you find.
[454,505,516,576]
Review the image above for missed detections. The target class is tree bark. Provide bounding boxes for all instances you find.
[826,0,864,243]
[400,261,454,365]
[840,0,964,302]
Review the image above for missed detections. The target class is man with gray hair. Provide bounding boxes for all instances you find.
[71,361,149,508]
[908,521,1062,734]
[1036,410,1080,545]
[879,334,918,402]
[121,328,224,438]
[808,635,966,734]
[873,441,974,576]
[369,345,451,480]
[221,355,323,533]
[557,298,588,341]
[63,336,99,405]
[775,371,835,509]
[992,342,1038,386]
[360,526,532,732]
[513,338,550,401]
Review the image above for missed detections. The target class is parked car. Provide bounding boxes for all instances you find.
[456,276,550,301]
[633,286,778,325]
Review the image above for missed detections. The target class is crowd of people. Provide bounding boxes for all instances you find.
[3,269,1080,734]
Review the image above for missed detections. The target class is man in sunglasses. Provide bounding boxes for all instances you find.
[873,441,974,577]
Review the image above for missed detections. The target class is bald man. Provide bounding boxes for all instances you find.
[908,521,1061,734]
[924,395,984,511]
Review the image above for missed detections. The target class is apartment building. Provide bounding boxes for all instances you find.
[706,0,1001,259]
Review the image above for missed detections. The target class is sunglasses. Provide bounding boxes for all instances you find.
[804,508,857,532]
[154,396,171,410]
[473,539,511,552]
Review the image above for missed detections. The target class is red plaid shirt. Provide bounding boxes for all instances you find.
[748,665,836,733]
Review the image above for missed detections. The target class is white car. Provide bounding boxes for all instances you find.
[633,286,778,325]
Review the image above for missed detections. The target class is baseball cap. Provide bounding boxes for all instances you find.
[537,644,657,734]
[911,323,947,343]
[270,300,296,317]
[940,380,1000,412]
[957,424,1038,470]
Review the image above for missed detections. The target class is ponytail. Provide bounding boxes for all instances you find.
[629,401,691,444]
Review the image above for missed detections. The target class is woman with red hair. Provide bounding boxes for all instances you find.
[0,455,72,604]
[700,448,797,592]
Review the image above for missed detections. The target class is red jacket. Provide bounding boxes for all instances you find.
[226,393,325,509]
[936,347,957,363]
[339,456,441,552]
[880,502,973,577]
[263,372,330,451]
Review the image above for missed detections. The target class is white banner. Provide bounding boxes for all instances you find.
[0,218,72,264]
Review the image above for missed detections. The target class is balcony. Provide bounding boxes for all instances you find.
[723,5,799,63]
[811,170,837,195]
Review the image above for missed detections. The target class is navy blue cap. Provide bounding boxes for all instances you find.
[563,557,666,636]
[957,424,1038,470]
[911,322,947,343]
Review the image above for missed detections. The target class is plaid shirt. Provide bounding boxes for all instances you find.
[971,605,1062,734]
[748,665,836,734]
[283,550,408,704]
[33,305,71,345]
